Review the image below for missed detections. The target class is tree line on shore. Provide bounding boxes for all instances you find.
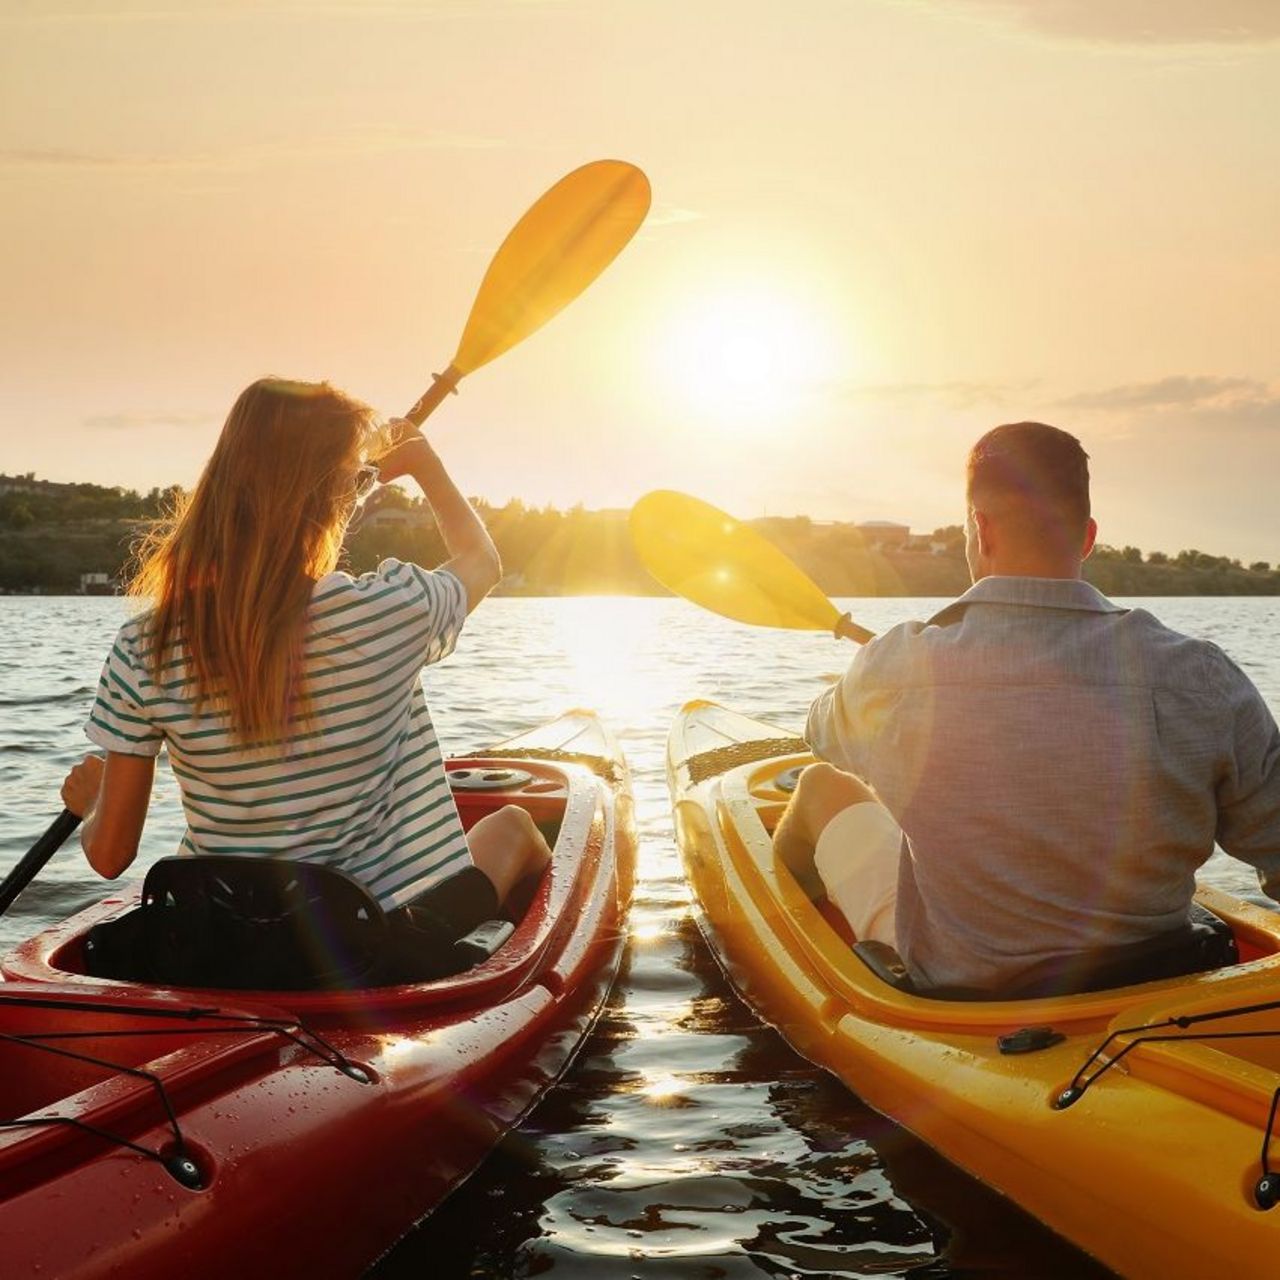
[1,479,1277,597]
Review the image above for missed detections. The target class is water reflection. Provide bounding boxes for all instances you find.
[374,910,1113,1279]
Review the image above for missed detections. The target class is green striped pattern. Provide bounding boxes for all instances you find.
[84,559,472,910]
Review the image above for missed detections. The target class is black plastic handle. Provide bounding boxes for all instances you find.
[0,809,82,917]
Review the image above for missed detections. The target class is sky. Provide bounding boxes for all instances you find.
[2,0,1278,560]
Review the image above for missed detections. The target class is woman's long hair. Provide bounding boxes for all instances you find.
[130,378,376,745]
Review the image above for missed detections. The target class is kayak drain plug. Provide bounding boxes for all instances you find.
[164,1153,205,1190]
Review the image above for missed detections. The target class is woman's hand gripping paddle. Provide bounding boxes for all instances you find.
[401,159,651,429]
[0,810,81,919]
[628,490,874,644]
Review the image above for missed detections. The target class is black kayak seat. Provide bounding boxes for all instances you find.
[83,855,513,990]
[853,903,1239,1001]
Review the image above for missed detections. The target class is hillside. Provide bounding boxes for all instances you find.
[1,476,1276,597]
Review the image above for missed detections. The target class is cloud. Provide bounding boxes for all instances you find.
[905,0,1280,45]
[844,379,1035,409]
[0,130,503,174]
[1059,375,1280,431]
[85,411,218,430]
[1059,376,1266,411]
[1187,392,1280,431]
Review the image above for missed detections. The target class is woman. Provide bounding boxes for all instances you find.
[60,377,549,977]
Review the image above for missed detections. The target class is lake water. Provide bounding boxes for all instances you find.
[3,594,1278,1277]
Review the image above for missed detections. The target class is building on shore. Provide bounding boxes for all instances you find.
[79,572,117,596]
[1,472,76,497]
[855,520,911,551]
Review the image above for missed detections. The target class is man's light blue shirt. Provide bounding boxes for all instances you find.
[806,576,1280,992]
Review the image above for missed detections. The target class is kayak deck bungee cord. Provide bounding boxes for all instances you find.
[668,699,1280,1280]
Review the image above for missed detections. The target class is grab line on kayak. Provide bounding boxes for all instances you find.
[0,1028,199,1185]
[0,990,369,1082]
[0,991,220,1019]
[3,1114,193,1175]
[1056,1003,1280,1210]
[0,1004,371,1187]
[1256,1087,1280,1209]
[1057,998,1280,1107]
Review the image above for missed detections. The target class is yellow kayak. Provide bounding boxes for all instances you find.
[668,700,1280,1279]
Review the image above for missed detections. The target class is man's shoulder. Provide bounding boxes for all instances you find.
[855,597,1241,697]
[1113,607,1242,687]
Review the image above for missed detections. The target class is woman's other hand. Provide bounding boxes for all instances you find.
[61,753,105,818]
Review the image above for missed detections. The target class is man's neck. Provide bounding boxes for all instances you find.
[974,557,1084,582]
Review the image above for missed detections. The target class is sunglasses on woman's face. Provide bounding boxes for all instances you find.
[352,464,381,506]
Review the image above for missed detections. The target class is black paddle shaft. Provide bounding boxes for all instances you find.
[0,809,82,917]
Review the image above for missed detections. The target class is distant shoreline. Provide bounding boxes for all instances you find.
[2,475,1276,598]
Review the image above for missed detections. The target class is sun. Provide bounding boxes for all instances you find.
[660,286,838,425]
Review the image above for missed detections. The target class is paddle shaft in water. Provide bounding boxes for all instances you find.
[0,809,82,918]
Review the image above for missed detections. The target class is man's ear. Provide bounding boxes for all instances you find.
[973,508,995,559]
[1081,517,1098,561]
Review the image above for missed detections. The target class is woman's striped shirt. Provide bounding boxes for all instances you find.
[85,559,472,911]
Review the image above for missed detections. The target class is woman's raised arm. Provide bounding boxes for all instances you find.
[374,429,501,613]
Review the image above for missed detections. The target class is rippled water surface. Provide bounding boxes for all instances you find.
[3,595,1278,1277]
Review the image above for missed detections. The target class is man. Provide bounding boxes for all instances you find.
[775,421,1280,995]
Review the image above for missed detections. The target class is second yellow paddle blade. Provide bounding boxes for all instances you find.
[629,490,841,633]
[453,159,651,376]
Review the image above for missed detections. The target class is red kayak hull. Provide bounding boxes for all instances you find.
[0,712,635,1278]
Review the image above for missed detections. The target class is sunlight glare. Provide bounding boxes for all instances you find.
[552,596,668,725]
[640,1071,688,1106]
[661,286,839,425]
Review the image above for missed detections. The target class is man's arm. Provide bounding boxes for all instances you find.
[806,653,874,778]
[1215,661,1280,899]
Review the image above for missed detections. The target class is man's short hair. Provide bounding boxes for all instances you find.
[967,422,1091,538]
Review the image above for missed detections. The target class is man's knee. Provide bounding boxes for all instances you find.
[795,762,873,809]
[791,763,874,840]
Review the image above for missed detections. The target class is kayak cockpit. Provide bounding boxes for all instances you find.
[715,747,1280,1028]
[2,750,616,1020]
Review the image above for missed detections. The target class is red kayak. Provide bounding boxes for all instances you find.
[0,711,634,1278]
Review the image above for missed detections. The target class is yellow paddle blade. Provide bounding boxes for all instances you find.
[453,159,651,376]
[629,490,844,634]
